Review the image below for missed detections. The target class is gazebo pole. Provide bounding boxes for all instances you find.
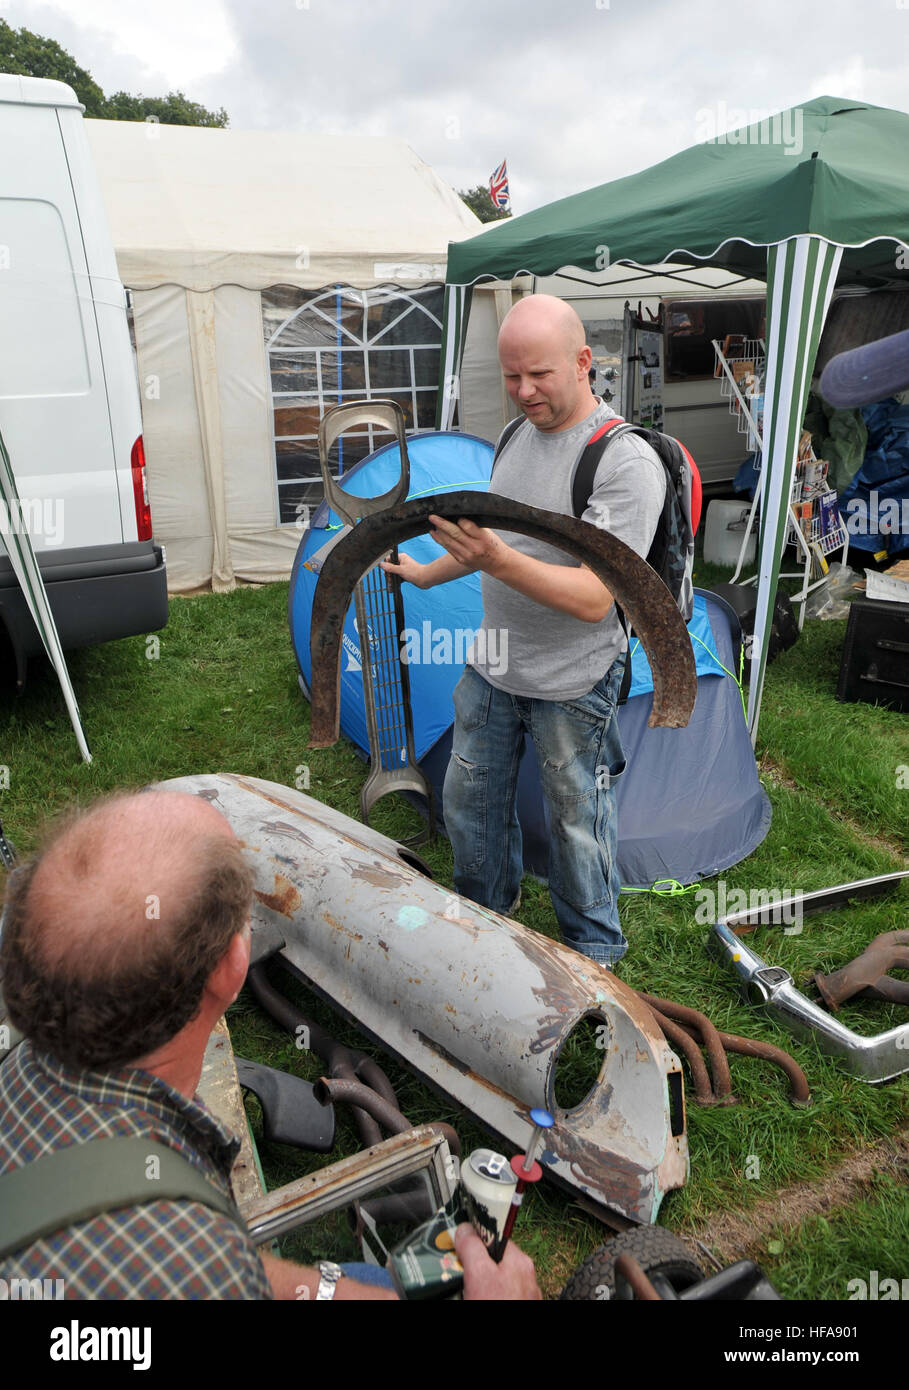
[746,235,842,743]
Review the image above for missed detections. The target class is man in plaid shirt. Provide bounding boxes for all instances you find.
[0,790,539,1301]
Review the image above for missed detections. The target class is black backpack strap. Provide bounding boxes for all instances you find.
[0,1137,244,1259]
[573,419,644,707]
[571,419,638,519]
[611,605,633,705]
[490,416,525,476]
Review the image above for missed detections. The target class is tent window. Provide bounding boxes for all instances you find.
[263,284,444,525]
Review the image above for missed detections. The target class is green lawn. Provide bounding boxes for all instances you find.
[1,575,907,1299]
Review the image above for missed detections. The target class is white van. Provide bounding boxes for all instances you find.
[0,74,166,688]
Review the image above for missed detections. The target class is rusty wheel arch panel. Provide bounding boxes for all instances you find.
[157,773,690,1225]
[308,491,697,747]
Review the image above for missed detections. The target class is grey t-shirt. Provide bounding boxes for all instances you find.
[469,399,667,700]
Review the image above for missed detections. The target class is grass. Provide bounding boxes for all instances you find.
[1,570,907,1301]
[761,1172,909,1302]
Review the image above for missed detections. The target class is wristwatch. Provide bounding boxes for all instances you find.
[315,1261,344,1300]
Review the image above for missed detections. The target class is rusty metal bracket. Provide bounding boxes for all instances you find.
[815,931,909,1010]
[308,492,698,747]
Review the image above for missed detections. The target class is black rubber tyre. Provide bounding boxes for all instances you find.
[560,1226,705,1301]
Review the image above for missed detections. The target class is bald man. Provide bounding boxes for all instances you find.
[0,791,539,1300]
[383,295,666,966]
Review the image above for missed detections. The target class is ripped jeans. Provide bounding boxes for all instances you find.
[442,656,628,965]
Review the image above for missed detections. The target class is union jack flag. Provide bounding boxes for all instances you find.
[489,158,510,211]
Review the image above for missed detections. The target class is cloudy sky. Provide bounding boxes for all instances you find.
[5,0,909,212]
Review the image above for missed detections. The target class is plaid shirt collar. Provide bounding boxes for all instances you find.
[24,1044,240,1177]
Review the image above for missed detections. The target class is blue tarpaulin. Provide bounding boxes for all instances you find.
[838,398,909,557]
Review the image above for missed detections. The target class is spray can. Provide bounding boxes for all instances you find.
[458,1149,519,1262]
[387,1189,467,1300]
[388,1146,517,1297]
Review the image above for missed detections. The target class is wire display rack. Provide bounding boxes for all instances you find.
[714,335,766,442]
[712,340,850,627]
[785,479,849,553]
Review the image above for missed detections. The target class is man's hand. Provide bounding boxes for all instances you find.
[455,1224,542,1301]
[425,515,507,575]
[380,545,476,589]
[379,551,431,588]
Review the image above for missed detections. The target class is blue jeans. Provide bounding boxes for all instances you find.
[442,656,628,965]
[341,1262,396,1289]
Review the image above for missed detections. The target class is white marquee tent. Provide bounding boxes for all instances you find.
[86,120,480,591]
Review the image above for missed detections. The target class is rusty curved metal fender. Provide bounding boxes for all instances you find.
[157,773,689,1225]
[307,491,697,747]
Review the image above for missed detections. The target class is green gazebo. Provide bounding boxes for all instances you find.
[437,96,909,737]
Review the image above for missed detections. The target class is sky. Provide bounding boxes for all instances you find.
[5,0,909,213]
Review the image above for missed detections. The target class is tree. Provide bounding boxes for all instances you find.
[458,184,512,223]
[0,19,228,127]
[0,18,106,115]
[103,91,228,128]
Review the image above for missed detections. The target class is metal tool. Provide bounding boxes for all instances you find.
[308,491,698,747]
[0,817,16,872]
[317,400,435,838]
[499,1107,553,1253]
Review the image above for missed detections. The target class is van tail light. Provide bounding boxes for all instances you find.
[131,436,153,541]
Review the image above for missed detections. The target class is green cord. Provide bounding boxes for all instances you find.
[620,879,698,896]
[628,631,747,717]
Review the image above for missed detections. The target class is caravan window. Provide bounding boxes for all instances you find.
[262,285,444,524]
[664,297,764,381]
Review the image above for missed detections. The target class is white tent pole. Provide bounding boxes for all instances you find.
[186,289,235,592]
[437,283,466,431]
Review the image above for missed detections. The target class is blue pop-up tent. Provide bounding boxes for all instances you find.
[289,432,770,889]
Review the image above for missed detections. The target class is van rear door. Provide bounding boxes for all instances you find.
[0,78,123,556]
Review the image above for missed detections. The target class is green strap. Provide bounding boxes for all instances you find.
[0,1137,244,1259]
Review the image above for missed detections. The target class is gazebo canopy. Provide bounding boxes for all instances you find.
[446,96,909,288]
[440,96,909,739]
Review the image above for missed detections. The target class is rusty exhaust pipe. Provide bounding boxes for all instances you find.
[636,989,810,1107]
[639,994,734,1102]
[314,1076,461,1157]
